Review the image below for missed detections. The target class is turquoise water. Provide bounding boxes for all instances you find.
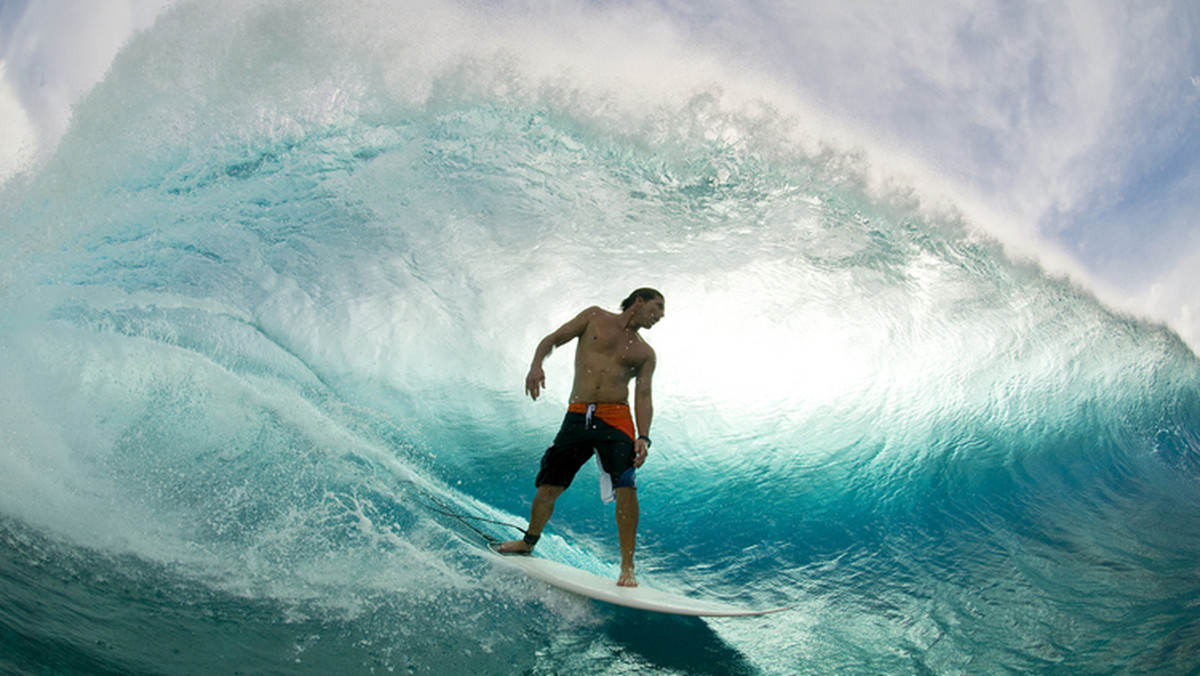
[2,2,1199,673]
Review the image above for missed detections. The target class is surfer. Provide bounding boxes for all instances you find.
[496,288,664,587]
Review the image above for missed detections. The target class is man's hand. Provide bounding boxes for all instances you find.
[633,438,649,468]
[525,366,546,400]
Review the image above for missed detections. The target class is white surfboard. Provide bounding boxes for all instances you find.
[488,544,791,617]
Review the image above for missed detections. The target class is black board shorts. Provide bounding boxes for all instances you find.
[535,402,637,493]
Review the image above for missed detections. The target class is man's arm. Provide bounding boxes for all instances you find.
[632,348,655,468]
[525,307,598,400]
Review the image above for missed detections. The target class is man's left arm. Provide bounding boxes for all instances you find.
[632,349,656,468]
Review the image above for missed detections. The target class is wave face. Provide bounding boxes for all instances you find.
[2,2,1199,673]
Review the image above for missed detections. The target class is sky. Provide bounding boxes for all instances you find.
[1,0,1198,353]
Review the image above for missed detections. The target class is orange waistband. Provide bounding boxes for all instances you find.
[567,402,636,440]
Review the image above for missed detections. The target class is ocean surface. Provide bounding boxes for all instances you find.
[2,2,1199,674]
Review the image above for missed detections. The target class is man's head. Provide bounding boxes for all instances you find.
[621,288,663,311]
[621,287,665,328]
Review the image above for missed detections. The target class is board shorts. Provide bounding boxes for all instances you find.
[536,402,637,503]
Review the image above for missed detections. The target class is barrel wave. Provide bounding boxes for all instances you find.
[2,2,1198,674]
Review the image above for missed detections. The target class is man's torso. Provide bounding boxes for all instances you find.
[569,309,650,403]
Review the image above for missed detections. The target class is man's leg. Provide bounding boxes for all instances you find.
[615,486,639,587]
[497,484,565,554]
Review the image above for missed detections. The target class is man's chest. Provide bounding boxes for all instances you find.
[581,323,645,368]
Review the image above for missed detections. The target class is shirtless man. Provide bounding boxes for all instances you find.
[496,288,665,587]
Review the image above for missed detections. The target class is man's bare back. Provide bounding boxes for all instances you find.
[499,289,665,587]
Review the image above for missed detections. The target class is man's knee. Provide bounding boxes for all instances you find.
[534,484,566,502]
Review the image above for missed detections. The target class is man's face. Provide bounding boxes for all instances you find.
[637,296,665,328]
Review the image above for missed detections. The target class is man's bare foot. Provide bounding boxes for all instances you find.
[496,539,533,555]
[617,568,638,587]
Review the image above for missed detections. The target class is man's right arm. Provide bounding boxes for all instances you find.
[525,307,597,400]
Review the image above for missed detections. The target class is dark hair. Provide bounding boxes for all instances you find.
[621,287,663,311]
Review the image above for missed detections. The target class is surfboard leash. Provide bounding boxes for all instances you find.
[413,484,529,545]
